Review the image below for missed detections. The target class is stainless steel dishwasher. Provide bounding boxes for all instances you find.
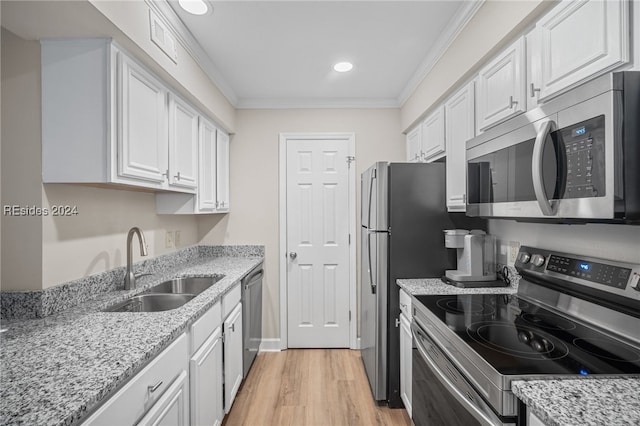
[242,263,264,377]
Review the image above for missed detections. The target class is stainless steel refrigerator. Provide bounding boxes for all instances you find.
[360,162,484,407]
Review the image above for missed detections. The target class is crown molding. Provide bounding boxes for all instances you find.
[146,0,239,106]
[397,0,485,106]
[236,97,400,110]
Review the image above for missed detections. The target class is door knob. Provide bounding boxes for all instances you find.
[289,252,297,260]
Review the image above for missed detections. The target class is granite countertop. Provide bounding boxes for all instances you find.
[0,249,263,426]
[397,275,519,296]
[512,378,640,426]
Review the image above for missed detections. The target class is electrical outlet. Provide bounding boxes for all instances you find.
[165,231,174,249]
[174,230,181,247]
[509,241,520,264]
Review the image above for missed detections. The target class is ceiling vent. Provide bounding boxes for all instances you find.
[149,10,178,63]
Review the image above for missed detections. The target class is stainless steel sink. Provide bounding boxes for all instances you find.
[141,275,224,296]
[105,294,195,312]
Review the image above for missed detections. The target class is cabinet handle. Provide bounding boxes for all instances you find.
[509,96,518,109]
[148,381,163,393]
[230,323,235,332]
[174,171,181,180]
[530,83,540,98]
[215,201,219,208]
[162,169,169,180]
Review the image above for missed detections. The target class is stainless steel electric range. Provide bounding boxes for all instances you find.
[411,246,640,426]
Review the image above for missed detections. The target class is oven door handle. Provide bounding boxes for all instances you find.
[412,322,503,426]
[532,119,558,216]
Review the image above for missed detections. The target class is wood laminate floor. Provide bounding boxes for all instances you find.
[224,349,411,426]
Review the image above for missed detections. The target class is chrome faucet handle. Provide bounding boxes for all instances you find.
[134,272,153,279]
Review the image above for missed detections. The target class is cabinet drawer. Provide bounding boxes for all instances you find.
[191,301,221,354]
[222,283,241,319]
[399,289,412,320]
[83,333,188,426]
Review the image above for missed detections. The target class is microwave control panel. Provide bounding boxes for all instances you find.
[557,115,606,199]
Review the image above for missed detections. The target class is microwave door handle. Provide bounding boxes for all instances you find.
[532,120,558,216]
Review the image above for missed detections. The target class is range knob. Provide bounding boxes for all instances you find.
[531,254,546,267]
[518,252,531,264]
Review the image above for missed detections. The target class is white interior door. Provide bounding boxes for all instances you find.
[285,137,351,348]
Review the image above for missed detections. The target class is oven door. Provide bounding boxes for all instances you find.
[411,320,516,426]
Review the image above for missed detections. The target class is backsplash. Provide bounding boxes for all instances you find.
[0,245,264,320]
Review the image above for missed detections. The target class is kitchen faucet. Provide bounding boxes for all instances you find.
[124,227,148,290]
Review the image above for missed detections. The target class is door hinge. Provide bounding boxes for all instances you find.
[346,156,355,168]
[395,317,400,328]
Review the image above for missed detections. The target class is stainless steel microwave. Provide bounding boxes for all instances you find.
[466,71,640,223]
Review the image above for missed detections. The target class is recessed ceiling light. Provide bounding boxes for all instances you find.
[178,0,210,16]
[333,62,353,73]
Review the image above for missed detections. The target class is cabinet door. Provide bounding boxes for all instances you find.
[168,94,198,190]
[400,313,412,418]
[445,82,474,212]
[533,0,629,101]
[190,327,224,426]
[216,130,230,212]
[421,105,446,161]
[198,118,218,212]
[476,37,526,132]
[224,303,243,413]
[118,53,168,184]
[137,371,189,426]
[406,126,422,162]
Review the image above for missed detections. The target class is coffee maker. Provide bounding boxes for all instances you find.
[443,229,496,283]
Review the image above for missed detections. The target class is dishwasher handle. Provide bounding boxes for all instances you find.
[244,270,264,289]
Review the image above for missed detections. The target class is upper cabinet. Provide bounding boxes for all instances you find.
[406,126,422,162]
[530,0,630,103]
[216,131,231,212]
[118,53,169,185]
[476,37,526,132]
[404,105,446,163]
[420,105,446,162]
[168,93,199,190]
[42,38,228,208]
[444,82,475,212]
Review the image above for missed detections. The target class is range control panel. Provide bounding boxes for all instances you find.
[546,255,631,289]
[515,246,640,300]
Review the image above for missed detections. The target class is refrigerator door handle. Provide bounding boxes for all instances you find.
[367,169,376,229]
[367,231,376,294]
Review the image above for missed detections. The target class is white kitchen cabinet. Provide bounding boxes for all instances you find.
[82,333,189,426]
[476,37,526,132]
[118,52,170,186]
[527,410,546,426]
[197,118,219,211]
[420,105,446,162]
[223,302,243,413]
[216,130,231,212]
[190,327,224,426]
[156,122,231,214]
[137,371,189,426]
[399,289,412,418]
[444,82,474,212]
[406,125,423,162]
[167,93,199,190]
[530,0,629,103]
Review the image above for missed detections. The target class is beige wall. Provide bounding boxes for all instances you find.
[400,0,554,132]
[1,29,43,291]
[198,108,405,339]
[490,220,640,265]
[1,30,199,291]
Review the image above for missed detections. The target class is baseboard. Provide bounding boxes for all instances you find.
[259,338,282,352]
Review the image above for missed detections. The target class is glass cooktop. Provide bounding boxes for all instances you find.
[413,293,640,376]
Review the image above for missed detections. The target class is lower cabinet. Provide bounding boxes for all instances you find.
[400,312,412,418]
[83,334,189,426]
[399,289,412,418]
[138,371,189,426]
[223,302,244,413]
[190,327,224,426]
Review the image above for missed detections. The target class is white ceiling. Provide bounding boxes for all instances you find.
[162,0,481,108]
